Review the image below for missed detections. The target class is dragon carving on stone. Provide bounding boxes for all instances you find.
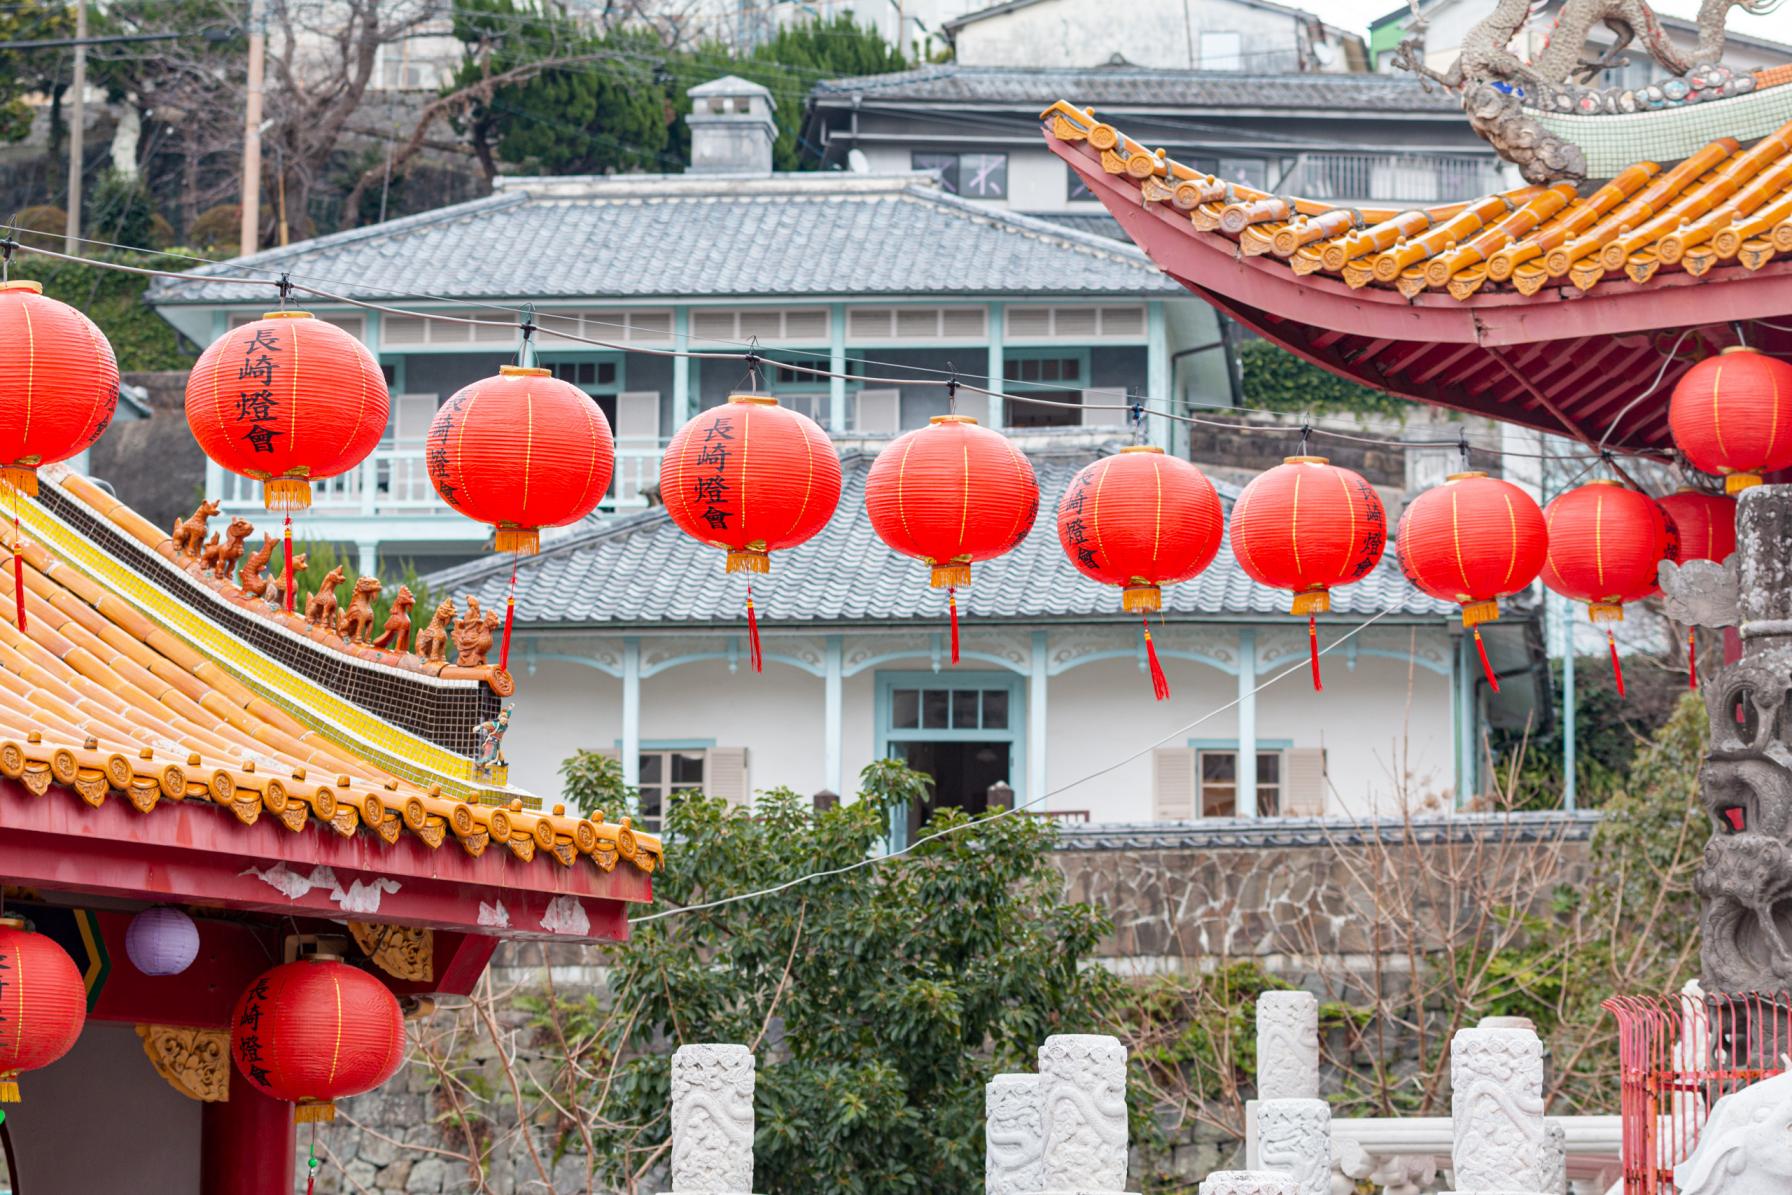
[1394,0,1781,181]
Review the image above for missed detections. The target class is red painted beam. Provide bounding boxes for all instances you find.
[0,778,646,943]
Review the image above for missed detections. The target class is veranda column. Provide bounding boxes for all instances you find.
[669,1044,756,1194]
[986,1073,1044,1195]
[200,1061,293,1195]
[1038,1033,1129,1192]
[1444,1018,1549,1195]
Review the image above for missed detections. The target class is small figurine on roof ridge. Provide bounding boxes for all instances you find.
[372,585,415,653]
[196,531,221,573]
[416,597,455,664]
[209,517,255,581]
[238,533,276,598]
[452,595,496,668]
[474,704,511,770]
[268,551,306,610]
[171,499,221,560]
[305,565,345,628]
[338,575,381,644]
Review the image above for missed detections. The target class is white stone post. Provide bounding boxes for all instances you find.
[1255,1099,1330,1195]
[1038,1033,1129,1192]
[1540,1121,1567,1195]
[1444,1019,1549,1195]
[987,1073,1044,1195]
[1256,991,1320,1100]
[1198,1173,1298,1195]
[669,1044,756,1195]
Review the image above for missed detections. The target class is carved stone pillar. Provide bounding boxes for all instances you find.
[1658,485,1792,993]
[1255,991,1319,1100]
[1255,1098,1329,1195]
[987,1073,1044,1195]
[1199,1173,1298,1195]
[1038,1033,1129,1192]
[669,1044,755,1194]
[1446,1020,1548,1195]
[1540,1121,1567,1195]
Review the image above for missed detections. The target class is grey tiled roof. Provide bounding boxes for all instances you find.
[1023,212,1129,242]
[809,65,1461,113]
[146,175,1181,305]
[425,445,1455,629]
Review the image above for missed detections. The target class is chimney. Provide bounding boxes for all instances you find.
[685,76,777,176]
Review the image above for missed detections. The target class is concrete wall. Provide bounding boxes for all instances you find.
[953,0,1317,71]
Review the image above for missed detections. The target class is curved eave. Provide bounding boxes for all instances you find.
[1045,122,1792,453]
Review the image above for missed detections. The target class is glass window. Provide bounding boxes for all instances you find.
[893,689,920,729]
[672,752,706,786]
[960,153,1008,198]
[1256,751,1282,817]
[635,749,706,833]
[912,152,959,194]
[1067,168,1094,202]
[922,689,950,729]
[638,752,663,785]
[982,690,1008,729]
[952,690,980,729]
[1200,751,1237,818]
[597,361,617,385]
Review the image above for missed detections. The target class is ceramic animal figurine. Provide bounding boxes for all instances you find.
[305,566,345,629]
[416,598,455,664]
[338,576,381,644]
[238,534,276,598]
[372,585,415,653]
[171,499,221,559]
[209,517,255,581]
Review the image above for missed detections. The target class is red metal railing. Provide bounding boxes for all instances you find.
[1604,990,1791,1193]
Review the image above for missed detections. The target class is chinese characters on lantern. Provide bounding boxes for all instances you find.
[235,975,272,1088]
[236,328,283,456]
[1351,475,1384,581]
[694,415,735,533]
[425,397,462,508]
[1061,472,1098,570]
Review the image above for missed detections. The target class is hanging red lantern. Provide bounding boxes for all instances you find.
[865,415,1038,663]
[230,957,405,1123]
[1657,487,1736,690]
[186,312,389,512]
[1541,480,1679,698]
[1229,456,1387,691]
[0,280,119,495]
[1056,446,1224,700]
[661,393,842,672]
[0,917,88,1101]
[1396,471,1548,693]
[1668,345,1792,494]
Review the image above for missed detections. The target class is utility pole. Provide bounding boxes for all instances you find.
[63,1,87,253]
[240,0,267,258]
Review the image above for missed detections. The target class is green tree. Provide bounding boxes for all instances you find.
[0,1,73,146]
[582,763,1116,1193]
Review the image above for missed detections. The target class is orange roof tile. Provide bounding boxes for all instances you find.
[0,470,661,878]
[1043,102,1792,301]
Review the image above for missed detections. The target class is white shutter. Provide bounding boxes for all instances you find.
[1284,748,1327,816]
[1082,387,1128,428]
[1152,747,1196,821]
[392,394,439,445]
[615,391,662,444]
[854,389,901,434]
[706,747,751,809]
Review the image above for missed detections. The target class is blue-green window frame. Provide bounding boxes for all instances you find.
[1190,738,1292,818]
[535,351,627,396]
[1000,345,1092,385]
[876,670,1026,849]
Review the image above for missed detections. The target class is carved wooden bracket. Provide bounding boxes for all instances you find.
[136,1024,231,1102]
[349,920,434,982]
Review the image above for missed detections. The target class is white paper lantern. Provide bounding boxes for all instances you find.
[125,906,199,976]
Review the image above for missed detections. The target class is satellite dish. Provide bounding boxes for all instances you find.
[847,148,871,174]
[1314,43,1337,66]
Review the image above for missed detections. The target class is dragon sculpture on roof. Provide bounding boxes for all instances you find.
[1395,0,1789,181]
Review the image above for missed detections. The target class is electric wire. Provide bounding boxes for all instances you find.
[629,603,1402,925]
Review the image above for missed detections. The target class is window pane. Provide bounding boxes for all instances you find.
[1042,358,1061,381]
[893,689,920,729]
[1003,360,1019,380]
[597,361,617,384]
[1202,782,1237,818]
[577,361,596,384]
[1201,752,1237,782]
[1064,358,1080,380]
[952,690,980,729]
[982,690,1009,729]
[960,153,1007,198]
[912,152,959,194]
[922,689,949,729]
[638,753,663,784]
[1256,753,1280,783]
[672,752,706,784]
[638,787,663,827]
[1257,784,1281,818]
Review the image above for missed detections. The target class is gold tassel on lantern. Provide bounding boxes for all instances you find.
[0,1072,19,1102]
[930,559,972,588]
[1460,599,1500,628]
[726,546,770,574]
[264,478,313,511]
[1122,583,1161,613]
[294,1098,336,1123]
[1290,588,1331,617]
[494,527,540,555]
[0,466,38,497]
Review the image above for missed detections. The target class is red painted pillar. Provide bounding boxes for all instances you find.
[201,1062,294,1195]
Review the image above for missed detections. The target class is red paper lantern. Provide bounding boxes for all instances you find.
[1396,471,1548,692]
[426,366,616,555]
[1668,345,1792,494]
[186,312,389,511]
[1056,446,1224,699]
[1541,480,1679,697]
[0,917,88,1101]
[1229,455,1387,690]
[865,415,1038,662]
[230,958,405,1123]
[661,393,842,671]
[1656,488,1736,564]
[0,279,119,495]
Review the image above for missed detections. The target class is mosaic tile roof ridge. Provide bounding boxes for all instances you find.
[1043,100,1792,301]
[0,474,660,877]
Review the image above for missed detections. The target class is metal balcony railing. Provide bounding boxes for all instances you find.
[1276,153,1509,205]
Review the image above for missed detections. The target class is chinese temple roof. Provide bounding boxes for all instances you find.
[1043,101,1792,452]
[0,467,660,931]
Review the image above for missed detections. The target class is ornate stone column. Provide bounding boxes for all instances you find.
[669,1044,756,1194]
[1038,1033,1129,1192]
[1255,1098,1330,1195]
[1445,1019,1548,1195]
[1255,991,1319,1100]
[987,1073,1044,1195]
[1659,485,1792,993]
[1198,1173,1298,1195]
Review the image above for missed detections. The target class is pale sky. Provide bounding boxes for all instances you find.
[1314,0,1791,44]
